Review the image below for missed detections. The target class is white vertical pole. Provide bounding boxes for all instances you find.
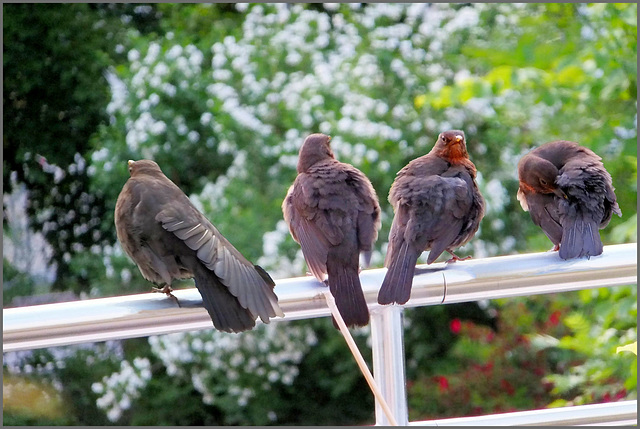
[370,305,409,426]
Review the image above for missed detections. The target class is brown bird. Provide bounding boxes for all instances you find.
[517,140,621,260]
[115,159,284,333]
[378,130,485,305]
[282,133,381,327]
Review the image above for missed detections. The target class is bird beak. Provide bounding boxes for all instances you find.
[553,188,568,200]
[455,135,463,143]
[127,160,135,167]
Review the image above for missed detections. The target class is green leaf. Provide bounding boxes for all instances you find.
[556,65,586,86]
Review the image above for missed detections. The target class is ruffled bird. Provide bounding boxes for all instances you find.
[378,130,485,305]
[517,140,621,259]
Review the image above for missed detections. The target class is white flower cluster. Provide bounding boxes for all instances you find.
[3,341,124,377]
[92,357,152,422]
[107,4,501,169]
[257,219,306,280]
[3,341,124,403]
[144,322,317,416]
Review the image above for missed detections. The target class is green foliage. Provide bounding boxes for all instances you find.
[408,295,570,419]
[274,319,374,425]
[131,373,224,425]
[86,318,375,426]
[3,259,38,307]
[2,4,162,292]
[538,285,637,406]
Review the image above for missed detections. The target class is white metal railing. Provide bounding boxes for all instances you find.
[3,243,637,426]
[412,400,638,426]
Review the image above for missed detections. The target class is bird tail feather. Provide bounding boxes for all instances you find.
[378,241,419,305]
[326,262,369,328]
[193,264,256,333]
[559,212,603,259]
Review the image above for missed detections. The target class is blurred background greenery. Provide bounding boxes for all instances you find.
[3,3,636,425]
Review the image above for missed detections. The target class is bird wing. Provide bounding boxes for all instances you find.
[156,203,283,322]
[523,191,563,245]
[189,263,258,333]
[116,179,191,286]
[347,165,382,259]
[384,201,410,267]
[283,159,378,281]
[282,176,335,282]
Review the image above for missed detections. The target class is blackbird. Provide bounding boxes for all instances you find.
[517,140,621,259]
[115,159,284,333]
[282,133,381,327]
[378,130,485,305]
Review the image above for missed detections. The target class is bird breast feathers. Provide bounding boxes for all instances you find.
[391,174,470,208]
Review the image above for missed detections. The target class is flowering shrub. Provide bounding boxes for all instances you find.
[92,357,152,422]
[406,287,637,420]
[407,296,571,418]
[89,322,317,425]
[538,285,637,407]
[3,341,124,425]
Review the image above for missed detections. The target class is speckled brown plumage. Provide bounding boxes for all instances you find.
[517,140,621,260]
[282,133,381,327]
[378,130,485,305]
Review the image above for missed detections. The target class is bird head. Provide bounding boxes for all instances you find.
[297,133,335,173]
[127,159,163,177]
[518,155,567,199]
[432,130,469,161]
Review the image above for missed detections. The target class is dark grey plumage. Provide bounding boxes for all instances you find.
[517,140,621,259]
[282,133,381,328]
[378,130,485,305]
[115,159,283,333]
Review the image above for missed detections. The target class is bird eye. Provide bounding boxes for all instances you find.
[540,178,548,186]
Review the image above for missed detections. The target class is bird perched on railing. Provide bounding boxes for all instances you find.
[114,159,284,333]
[282,133,381,328]
[517,140,621,260]
[378,130,485,305]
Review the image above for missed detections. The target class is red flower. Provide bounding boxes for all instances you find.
[615,388,627,400]
[450,318,462,334]
[437,376,449,392]
[471,406,483,415]
[481,362,494,373]
[549,310,561,326]
[500,379,515,395]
